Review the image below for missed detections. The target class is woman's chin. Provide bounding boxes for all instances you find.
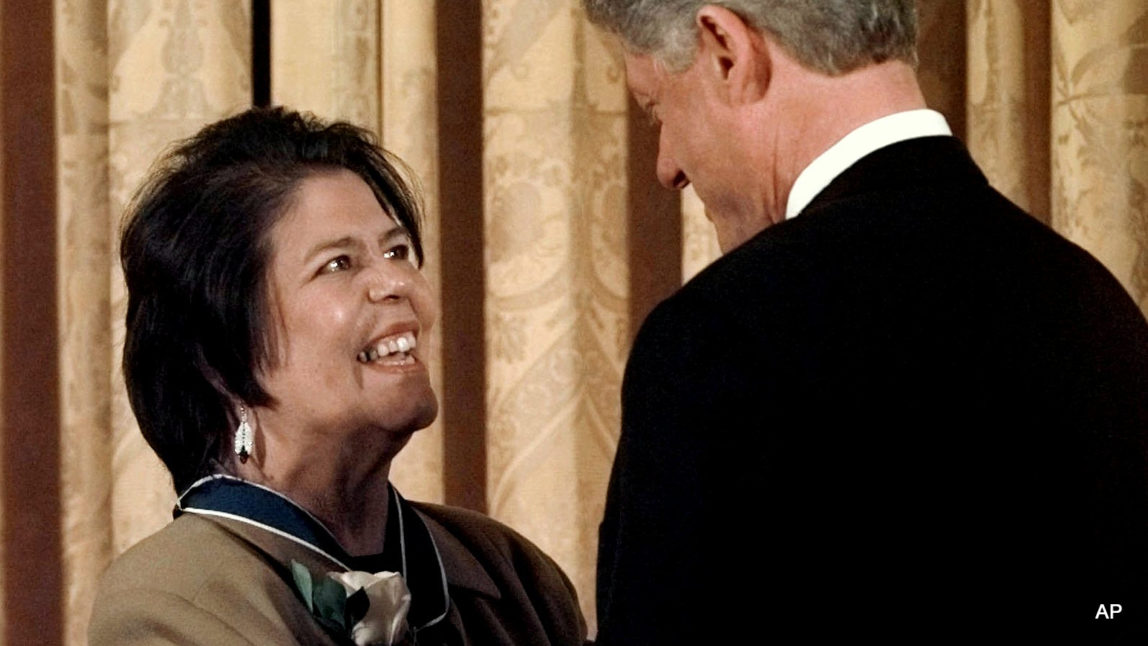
[380,389,439,439]
[365,367,438,429]
[407,396,439,433]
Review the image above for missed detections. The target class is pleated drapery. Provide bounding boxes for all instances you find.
[57,3,253,645]
[1051,1,1148,311]
[966,0,1052,220]
[481,0,628,606]
[2,1,1147,643]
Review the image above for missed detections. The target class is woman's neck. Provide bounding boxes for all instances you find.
[278,467,392,557]
[233,419,405,557]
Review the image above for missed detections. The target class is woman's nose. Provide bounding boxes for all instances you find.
[363,257,438,332]
[366,264,411,303]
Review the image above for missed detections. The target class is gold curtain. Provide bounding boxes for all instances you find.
[963,0,1148,310]
[966,0,1051,220]
[57,2,114,644]
[3,0,1147,643]
[481,0,628,612]
[1051,1,1148,311]
[56,2,252,645]
[268,0,447,505]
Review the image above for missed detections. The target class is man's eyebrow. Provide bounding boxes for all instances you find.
[636,98,658,125]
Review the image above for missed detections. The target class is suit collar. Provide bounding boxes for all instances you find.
[787,109,952,219]
[702,136,988,264]
[804,136,989,214]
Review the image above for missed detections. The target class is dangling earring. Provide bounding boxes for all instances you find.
[235,405,253,464]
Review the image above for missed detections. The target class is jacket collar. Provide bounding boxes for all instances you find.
[804,135,987,214]
[408,505,502,601]
[177,475,350,566]
[175,474,499,632]
[786,110,952,219]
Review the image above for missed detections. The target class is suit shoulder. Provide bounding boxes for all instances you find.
[632,229,800,357]
[94,514,254,599]
[89,515,293,645]
[92,513,341,645]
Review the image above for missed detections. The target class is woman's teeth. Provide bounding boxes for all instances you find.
[357,332,417,364]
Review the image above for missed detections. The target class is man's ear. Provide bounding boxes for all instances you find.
[695,5,770,105]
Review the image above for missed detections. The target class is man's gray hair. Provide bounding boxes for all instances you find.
[583,0,918,75]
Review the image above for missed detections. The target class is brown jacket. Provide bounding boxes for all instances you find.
[89,499,586,645]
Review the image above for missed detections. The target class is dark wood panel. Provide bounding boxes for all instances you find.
[1,0,62,644]
[918,0,968,138]
[252,0,270,107]
[626,103,681,345]
[436,0,487,514]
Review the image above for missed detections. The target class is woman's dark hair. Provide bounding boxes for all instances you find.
[121,106,424,493]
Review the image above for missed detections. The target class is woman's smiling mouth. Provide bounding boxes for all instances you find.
[357,331,417,365]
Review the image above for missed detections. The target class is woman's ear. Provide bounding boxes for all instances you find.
[694,5,770,105]
[194,345,232,399]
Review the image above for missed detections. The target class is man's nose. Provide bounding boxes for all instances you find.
[656,134,689,190]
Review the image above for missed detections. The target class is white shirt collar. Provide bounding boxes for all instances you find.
[785,109,952,219]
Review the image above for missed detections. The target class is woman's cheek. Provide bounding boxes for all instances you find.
[412,273,437,332]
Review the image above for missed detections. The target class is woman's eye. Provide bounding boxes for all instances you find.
[321,255,352,274]
[383,244,411,262]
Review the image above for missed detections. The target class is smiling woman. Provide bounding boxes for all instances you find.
[257,169,439,502]
[89,107,586,646]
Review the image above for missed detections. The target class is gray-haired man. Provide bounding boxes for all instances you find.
[584,1,1148,643]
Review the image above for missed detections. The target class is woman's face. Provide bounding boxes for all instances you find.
[258,169,437,445]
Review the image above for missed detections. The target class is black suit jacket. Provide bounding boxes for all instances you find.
[595,137,1148,644]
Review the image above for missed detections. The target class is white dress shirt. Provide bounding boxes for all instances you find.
[785,109,952,220]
